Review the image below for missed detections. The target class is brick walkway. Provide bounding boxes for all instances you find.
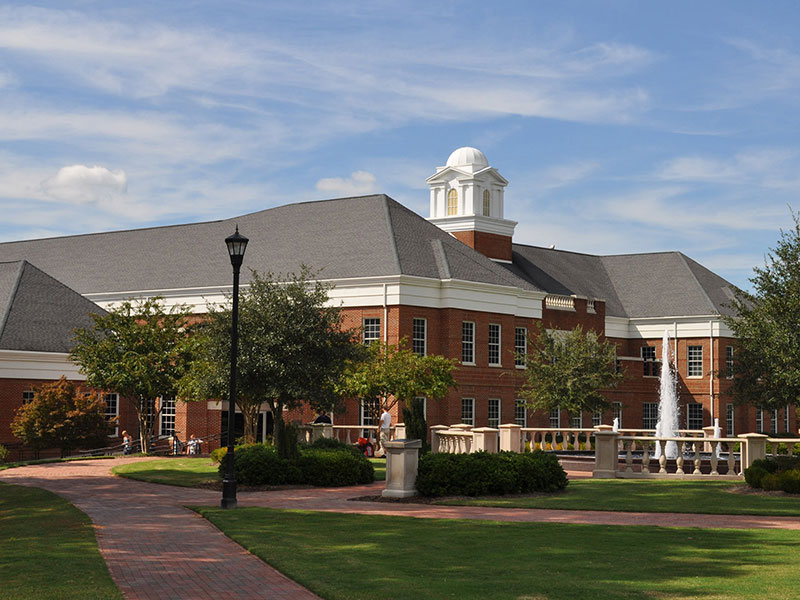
[1,458,799,600]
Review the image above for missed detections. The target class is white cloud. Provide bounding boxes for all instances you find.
[41,165,127,204]
[315,171,378,197]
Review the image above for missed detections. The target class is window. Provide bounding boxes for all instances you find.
[488,324,501,366]
[414,396,427,420]
[482,189,490,216]
[642,402,658,429]
[514,399,527,427]
[447,188,458,216]
[641,346,660,377]
[461,398,474,426]
[756,408,764,433]
[549,407,561,428]
[571,413,583,428]
[725,346,734,379]
[785,405,790,433]
[363,318,380,344]
[726,403,734,436]
[22,390,35,404]
[613,402,622,428]
[592,410,602,427]
[160,397,175,436]
[687,345,703,377]
[461,321,475,364]
[687,403,703,430]
[142,398,156,435]
[360,398,380,438]
[514,327,527,367]
[772,409,779,434]
[412,318,427,356]
[103,393,119,436]
[488,398,500,428]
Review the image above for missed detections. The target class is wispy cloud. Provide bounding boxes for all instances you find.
[316,171,378,196]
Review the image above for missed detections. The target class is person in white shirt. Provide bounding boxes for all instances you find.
[379,404,391,456]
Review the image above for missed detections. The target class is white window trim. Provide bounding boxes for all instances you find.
[363,317,381,344]
[549,407,561,428]
[103,392,119,437]
[488,323,501,367]
[514,399,527,427]
[641,346,660,378]
[613,402,623,428]
[488,398,501,428]
[725,346,734,379]
[412,318,427,357]
[461,321,476,365]
[159,396,176,436]
[726,403,735,436]
[461,397,475,426]
[514,326,527,369]
[687,345,703,378]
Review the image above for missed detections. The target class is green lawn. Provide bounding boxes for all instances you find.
[114,456,387,485]
[0,483,122,600]
[113,457,220,487]
[195,506,800,600]
[435,478,800,516]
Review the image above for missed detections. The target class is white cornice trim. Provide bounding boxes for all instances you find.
[85,274,546,318]
[0,350,85,380]
[605,315,734,339]
[428,215,517,237]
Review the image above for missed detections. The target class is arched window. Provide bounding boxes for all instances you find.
[483,189,490,216]
[447,189,458,216]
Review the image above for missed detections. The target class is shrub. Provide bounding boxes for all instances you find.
[220,443,300,486]
[210,446,226,464]
[416,451,568,497]
[778,469,800,494]
[0,443,7,463]
[307,437,363,458]
[298,449,374,486]
[745,465,769,488]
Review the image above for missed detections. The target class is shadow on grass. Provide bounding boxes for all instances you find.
[196,507,800,600]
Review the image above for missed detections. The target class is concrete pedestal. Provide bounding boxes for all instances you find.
[499,424,522,452]
[472,427,499,453]
[382,439,422,498]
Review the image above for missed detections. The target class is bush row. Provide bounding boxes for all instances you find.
[744,457,800,494]
[415,450,568,497]
[215,438,374,487]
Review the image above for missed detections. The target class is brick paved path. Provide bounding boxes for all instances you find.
[2,458,799,600]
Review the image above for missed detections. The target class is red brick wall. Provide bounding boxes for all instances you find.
[451,231,513,261]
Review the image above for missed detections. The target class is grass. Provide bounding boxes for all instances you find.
[435,478,800,516]
[195,506,800,600]
[113,457,219,487]
[113,455,387,486]
[0,455,115,472]
[0,483,122,600]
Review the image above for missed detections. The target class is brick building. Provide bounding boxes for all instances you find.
[0,147,793,452]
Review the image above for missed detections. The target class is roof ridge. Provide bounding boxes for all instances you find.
[0,260,25,341]
[677,252,723,313]
[381,196,402,274]
[430,239,451,279]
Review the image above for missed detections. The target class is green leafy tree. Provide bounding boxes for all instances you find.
[71,298,197,453]
[519,323,624,418]
[338,340,458,450]
[180,267,360,449]
[721,213,800,415]
[11,377,112,457]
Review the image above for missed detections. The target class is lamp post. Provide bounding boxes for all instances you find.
[221,226,248,509]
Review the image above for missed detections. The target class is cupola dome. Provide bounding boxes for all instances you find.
[446,147,489,169]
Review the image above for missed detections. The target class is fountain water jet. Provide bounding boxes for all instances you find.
[655,329,680,459]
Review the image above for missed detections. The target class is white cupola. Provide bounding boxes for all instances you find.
[426,147,517,261]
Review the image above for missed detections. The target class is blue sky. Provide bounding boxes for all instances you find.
[1,1,799,290]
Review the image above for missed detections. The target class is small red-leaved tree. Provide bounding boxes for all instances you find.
[11,376,112,457]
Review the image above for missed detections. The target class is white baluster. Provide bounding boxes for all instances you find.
[625,440,634,474]
[642,440,651,474]
[710,441,719,476]
[693,440,701,475]
[676,440,685,475]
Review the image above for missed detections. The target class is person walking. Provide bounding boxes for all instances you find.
[379,404,391,456]
[122,431,132,455]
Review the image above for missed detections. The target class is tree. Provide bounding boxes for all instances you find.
[180,267,360,448]
[11,377,111,457]
[71,298,197,453]
[518,323,624,417]
[721,213,800,413]
[338,340,458,449]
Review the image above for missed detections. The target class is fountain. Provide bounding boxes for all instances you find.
[654,329,680,459]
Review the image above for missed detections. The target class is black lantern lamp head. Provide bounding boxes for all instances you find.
[225,226,249,267]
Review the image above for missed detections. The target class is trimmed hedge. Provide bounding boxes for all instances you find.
[416,450,568,497]
[744,457,800,494]
[218,442,373,487]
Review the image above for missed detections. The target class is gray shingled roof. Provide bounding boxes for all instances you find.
[508,244,737,318]
[0,195,538,296]
[0,261,105,352]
